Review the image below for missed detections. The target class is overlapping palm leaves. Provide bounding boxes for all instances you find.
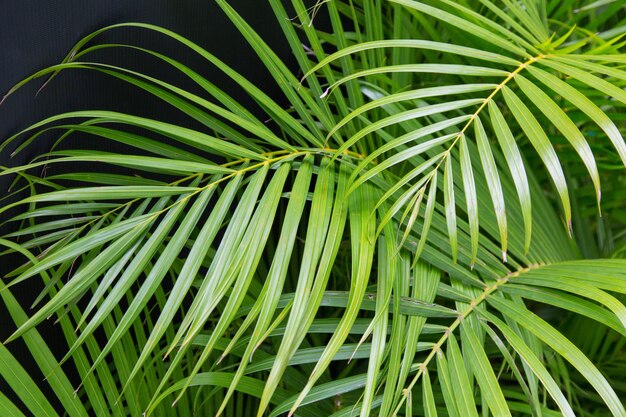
[1,0,626,416]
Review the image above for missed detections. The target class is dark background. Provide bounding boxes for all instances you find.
[0,0,304,412]
[0,0,296,186]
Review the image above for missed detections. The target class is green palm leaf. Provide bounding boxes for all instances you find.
[2,1,626,416]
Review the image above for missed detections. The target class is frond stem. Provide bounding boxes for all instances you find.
[399,54,546,254]
[437,53,546,172]
[392,262,545,416]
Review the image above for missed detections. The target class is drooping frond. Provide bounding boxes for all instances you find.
[1,1,625,416]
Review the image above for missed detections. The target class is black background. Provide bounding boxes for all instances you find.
[0,0,305,412]
[1,0,296,185]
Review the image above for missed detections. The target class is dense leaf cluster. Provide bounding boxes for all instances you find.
[1,0,626,416]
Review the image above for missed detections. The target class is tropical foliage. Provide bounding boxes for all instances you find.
[1,0,626,416]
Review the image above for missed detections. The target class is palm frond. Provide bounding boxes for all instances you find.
[1,0,625,416]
